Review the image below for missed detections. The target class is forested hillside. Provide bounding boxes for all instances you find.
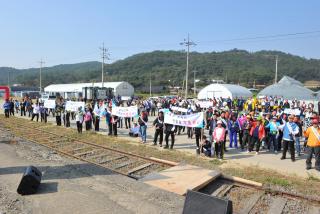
[1,49,319,89]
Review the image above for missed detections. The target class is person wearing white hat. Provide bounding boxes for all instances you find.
[213,120,226,159]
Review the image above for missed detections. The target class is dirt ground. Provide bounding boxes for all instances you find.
[0,128,184,214]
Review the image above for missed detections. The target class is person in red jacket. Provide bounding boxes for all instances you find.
[249,118,266,154]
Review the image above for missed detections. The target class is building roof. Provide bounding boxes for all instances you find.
[258,76,315,100]
[198,83,252,99]
[278,75,304,86]
[10,86,39,92]
[44,82,126,93]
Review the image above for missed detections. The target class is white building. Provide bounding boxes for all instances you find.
[44,82,134,98]
[197,84,252,100]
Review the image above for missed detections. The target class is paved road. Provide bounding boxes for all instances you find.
[0,129,184,214]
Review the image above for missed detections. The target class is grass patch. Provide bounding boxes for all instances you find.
[265,177,291,187]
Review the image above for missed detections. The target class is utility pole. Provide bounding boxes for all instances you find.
[99,43,109,88]
[38,59,45,93]
[149,70,152,97]
[193,70,198,95]
[180,34,196,99]
[275,55,278,84]
[7,70,10,87]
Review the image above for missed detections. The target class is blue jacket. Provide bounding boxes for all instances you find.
[280,122,299,141]
[3,102,11,110]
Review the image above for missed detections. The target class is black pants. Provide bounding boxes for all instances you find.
[195,133,201,148]
[85,121,91,130]
[125,118,131,129]
[56,116,62,126]
[4,109,9,118]
[242,130,251,150]
[154,129,163,145]
[10,108,14,116]
[41,113,47,123]
[223,130,228,151]
[94,117,100,131]
[268,134,278,152]
[215,142,224,158]
[117,118,122,128]
[107,123,112,135]
[306,146,320,170]
[66,112,70,127]
[31,113,39,122]
[282,140,295,160]
[239,130,243,147]
[165,131,175,148]
[20,107,26,116]
[76,121,83,133]
[187,127,193,138]
[249,137,261,152]
[112,123,117,136]
[277,131,283,151]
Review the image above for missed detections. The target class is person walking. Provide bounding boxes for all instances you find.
[153,112,164,146]
[265,116,280,153]
[304,119,320,171]
[3,99,11,118]
[138,110,148,143]
[228,115,240,148]
[84,109,93,131]
[164,123,175,149]
[75,107,84,133]
[31,102,40,122]
[279,115,299,161]
[241,115,252,151]
[249,118,266,154]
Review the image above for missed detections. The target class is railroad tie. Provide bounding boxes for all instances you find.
[239,191,264,214]
[113,161,136,170]
[74,150,100,157]
[267,197,287,214]
[212,184,233,197]
[127,163,153,175]
[98,156,126,165]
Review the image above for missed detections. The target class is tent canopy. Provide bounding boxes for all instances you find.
[258,76,315,100]
[197,84,252,100]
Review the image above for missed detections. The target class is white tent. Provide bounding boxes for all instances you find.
[258,76,315,100]
[197,84,252,100]
[44,82,134,97]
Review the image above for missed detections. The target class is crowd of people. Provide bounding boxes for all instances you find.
[2,95,320,171]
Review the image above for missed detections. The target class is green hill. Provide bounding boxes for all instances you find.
[1,49,320,89]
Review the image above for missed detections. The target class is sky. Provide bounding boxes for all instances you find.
[0,0,320,68]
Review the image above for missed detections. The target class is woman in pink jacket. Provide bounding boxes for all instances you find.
[84,109,93,131]
[213,120,226,159]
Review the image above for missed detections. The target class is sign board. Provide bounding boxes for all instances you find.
[164,111,204,128]
[112,106,138,118]
[65,101,85,112]
[43,99,56,109]
[284,108,301,116]
[196,101,213,109]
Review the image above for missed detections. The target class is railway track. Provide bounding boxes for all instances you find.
[0,116,173,180]
[1,115,320,213]
[200,178,320,214]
